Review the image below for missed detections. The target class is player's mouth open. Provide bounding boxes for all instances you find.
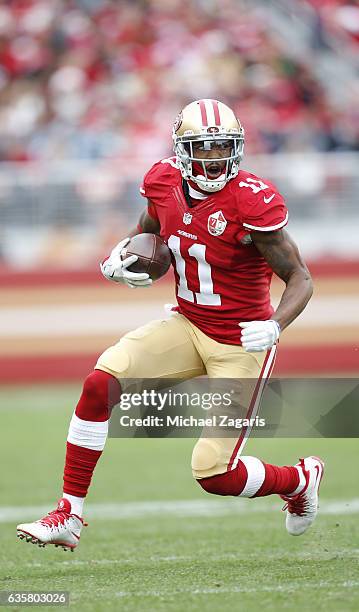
[205,163,224,179]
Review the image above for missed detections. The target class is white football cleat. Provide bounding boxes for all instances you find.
[281,456,324,536]
[17,498,87,551]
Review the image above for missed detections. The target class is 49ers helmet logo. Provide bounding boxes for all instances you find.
[208,210,227,236]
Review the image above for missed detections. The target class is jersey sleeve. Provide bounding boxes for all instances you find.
[139,164,157,200]
[139,163,160,221]
[242,191,288,232]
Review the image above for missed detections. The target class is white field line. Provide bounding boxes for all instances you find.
[2,497,359,524]
[113,581,359,597]
[0,296,358,337]
[20,550,359,570]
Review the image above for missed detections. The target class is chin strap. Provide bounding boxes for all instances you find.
[193,174,227,193]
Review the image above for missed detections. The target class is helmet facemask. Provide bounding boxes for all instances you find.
[172,99,245,193]
[175,136,244,192]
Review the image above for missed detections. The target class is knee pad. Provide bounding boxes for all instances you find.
[191,439,222,479]
[95,339,132,378]
[75,370,121,422]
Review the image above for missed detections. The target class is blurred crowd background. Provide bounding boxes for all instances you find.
[0,0,358,380]
[1,0,358,162]
[0,0,358,268]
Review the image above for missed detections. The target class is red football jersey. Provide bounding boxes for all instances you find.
[140,157,288,345]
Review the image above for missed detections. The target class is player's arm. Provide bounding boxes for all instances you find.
[239,229,313,351]
[130,204,160,237]
[100,201,160,288]
[253,229,313,330]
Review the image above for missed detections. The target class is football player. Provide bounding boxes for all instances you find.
[17,99,324,550]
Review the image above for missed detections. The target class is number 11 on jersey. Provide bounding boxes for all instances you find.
[168,235,221,306]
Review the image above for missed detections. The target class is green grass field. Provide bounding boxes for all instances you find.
[0,385,358,611]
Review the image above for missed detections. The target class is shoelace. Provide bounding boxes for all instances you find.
[39,510,88,529]
[281,458,310,517]
[282,495,307,517]
[282,492,316,517]
[40,509,71,528]
[283,499,315,516]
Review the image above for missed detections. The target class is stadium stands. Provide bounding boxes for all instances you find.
[0,0,358,165]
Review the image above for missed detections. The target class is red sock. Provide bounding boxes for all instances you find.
[63,442,102,497]
[63,369,121,498]
[254,463,300,497]
[198,456,300,498]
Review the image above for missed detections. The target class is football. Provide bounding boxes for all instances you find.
[121,233,172,281]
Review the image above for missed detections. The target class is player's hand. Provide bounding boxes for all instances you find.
[100,237,152,289]
[239,320,280,352]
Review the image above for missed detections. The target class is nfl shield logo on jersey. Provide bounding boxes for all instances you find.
[183,212,192,225]
[208,210,227,236]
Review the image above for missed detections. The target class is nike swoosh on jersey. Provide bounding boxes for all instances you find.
[263,194,275,204]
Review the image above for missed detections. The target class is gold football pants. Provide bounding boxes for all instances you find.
[96,313,276,478]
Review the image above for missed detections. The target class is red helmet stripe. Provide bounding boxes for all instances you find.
[199,100,208,126]
[212,100,221,126]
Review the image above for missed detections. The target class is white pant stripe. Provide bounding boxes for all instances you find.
[231,345,277,470]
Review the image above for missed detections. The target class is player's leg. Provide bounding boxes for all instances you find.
[17,368,119,550]
[61,369,121,517]
[17,314,205,550]
[189,324,324,535]
[192,343,303,497]
[62,316,204,520]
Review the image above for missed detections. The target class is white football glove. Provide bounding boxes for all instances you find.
[239,320,280,352]
[100,237,152,289]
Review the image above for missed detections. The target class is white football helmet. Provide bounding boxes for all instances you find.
[172,99,244,192]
